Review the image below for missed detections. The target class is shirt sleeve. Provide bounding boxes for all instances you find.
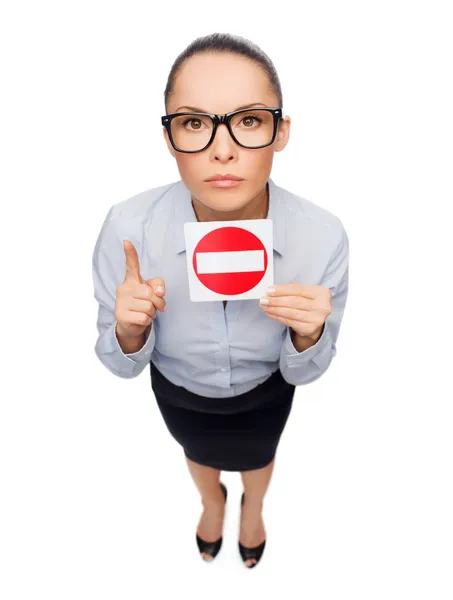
[92,205,156,379]
[279,222,349,386]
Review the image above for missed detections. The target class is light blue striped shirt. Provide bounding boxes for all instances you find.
[92,177,349,398]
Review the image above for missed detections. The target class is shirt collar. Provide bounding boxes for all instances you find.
[171,176,286,256]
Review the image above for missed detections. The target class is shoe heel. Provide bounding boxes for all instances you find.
[196,482,228,561]
[238,492,266,568]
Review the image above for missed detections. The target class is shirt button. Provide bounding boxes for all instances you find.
[219,367,227,372]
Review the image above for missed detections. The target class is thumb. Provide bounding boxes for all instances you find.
[123,240,143,284]
[145,277,166,295]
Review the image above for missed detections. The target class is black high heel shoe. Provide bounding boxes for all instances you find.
[238,492,266,568]
[196,481,228,561]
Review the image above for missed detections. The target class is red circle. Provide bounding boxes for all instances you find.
[193,227,268,295]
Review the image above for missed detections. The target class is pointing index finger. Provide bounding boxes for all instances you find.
[123,239,143,283]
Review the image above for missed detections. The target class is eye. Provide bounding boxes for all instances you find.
[239,114,264,127]
[181,117,208,131]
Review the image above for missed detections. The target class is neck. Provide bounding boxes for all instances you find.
[191,182,269,222]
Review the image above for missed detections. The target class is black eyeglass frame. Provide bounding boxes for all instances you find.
[161,107,284,153]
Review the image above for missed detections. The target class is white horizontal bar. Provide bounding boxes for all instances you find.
[196,250,265,274]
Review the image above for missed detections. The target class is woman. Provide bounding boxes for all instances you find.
[92,33,349,568]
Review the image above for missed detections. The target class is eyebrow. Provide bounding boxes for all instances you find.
[174,102,268,113]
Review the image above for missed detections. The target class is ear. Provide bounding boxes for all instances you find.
[162,127,177,158]
[274,114,291,153]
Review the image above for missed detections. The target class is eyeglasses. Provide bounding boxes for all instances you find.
[161,107,284,153]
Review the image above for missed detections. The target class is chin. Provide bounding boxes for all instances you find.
[201,195,248,211]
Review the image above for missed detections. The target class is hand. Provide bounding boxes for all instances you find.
[115,240,166,339]
[259,283,331,339]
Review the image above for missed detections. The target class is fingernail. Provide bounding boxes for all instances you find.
[156,285,165,293]
[259,297,269,305]
[266,286,276,295]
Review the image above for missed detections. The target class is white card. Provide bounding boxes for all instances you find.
[184,219,274,302]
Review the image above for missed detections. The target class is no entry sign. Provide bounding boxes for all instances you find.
[184,219,273,302]
[193,226,269,295]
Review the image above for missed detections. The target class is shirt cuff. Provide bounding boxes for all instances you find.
[283,322,333,368]
[110,321,156,366]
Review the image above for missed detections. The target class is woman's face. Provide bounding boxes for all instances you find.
[163,52,291,216]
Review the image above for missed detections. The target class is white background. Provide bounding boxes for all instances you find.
[1,1,452,598]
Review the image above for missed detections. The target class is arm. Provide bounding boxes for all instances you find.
[92,206,156,379]
[279,223,349,386]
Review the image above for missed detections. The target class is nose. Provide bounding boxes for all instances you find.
[213,122,232,141]
[210,122,237,155]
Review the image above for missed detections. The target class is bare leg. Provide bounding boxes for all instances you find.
[239,457,276,566]
[185,455,226,561]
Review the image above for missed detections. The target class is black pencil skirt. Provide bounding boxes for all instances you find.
[150,361,296,472]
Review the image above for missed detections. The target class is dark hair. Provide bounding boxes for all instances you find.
[164,32,283,113]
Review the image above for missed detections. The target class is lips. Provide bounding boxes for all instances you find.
[205,174,244,181]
